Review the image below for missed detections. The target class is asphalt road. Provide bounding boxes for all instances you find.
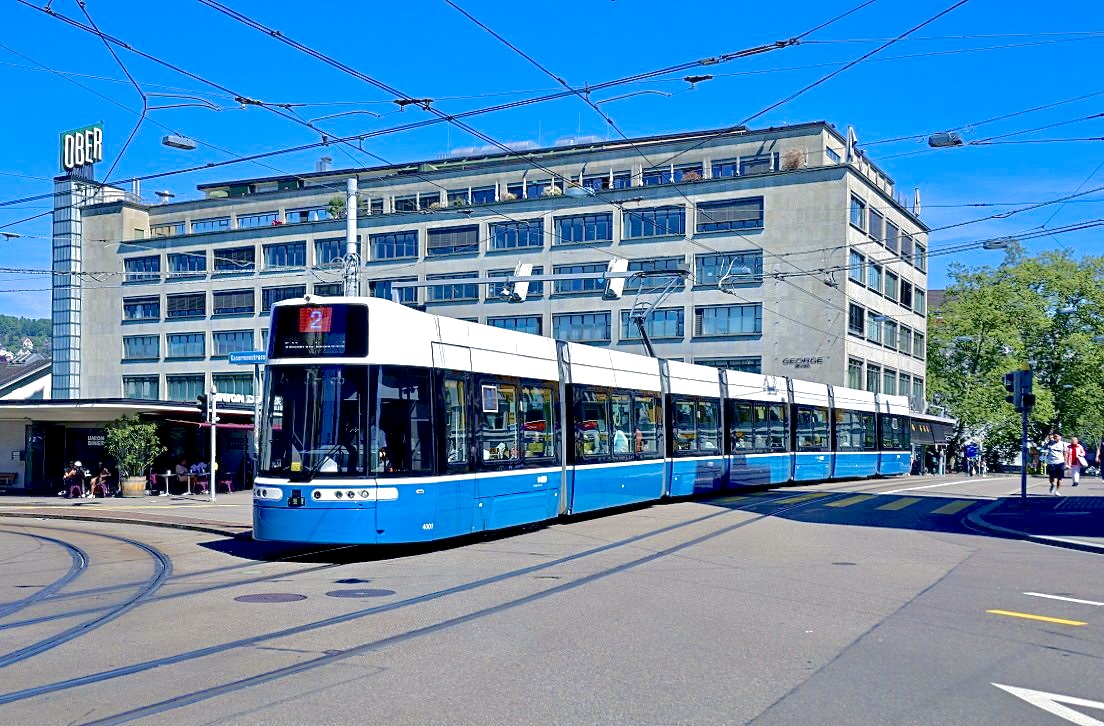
[0,478,1100,725]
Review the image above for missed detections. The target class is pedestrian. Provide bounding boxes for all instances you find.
[1040,432,1069,495]
[1067,435,1088,488]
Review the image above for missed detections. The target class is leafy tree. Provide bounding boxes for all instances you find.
[104,416,166,479]
[0,315,50,353]
[929,245,1104,463]
[327,196,347,219]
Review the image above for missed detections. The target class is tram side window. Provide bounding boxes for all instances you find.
[479,382,519,463]
[881,414,909,450]
[834,410,866,451]
[373,366,434,475]
[611,393,632,457]
[728,401,755,452]
[633,393,661,459]
[520,384,557,463]
[672,397,721,455]
[728,401,787,454]
[697,400,721,452]
[443,377,468,466]
[574,387,610,459]
[767,403,788,452]
[672,398,697,452]
[795,405,829,451]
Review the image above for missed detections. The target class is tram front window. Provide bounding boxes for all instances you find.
[260,365,434,479]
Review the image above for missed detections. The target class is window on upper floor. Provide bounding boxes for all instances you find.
[191,217,230,234]
[866,314,882,345]
[315,237,361,267]
[151,222,185,237]
[869,208,884,243]
[914,289,927,315]
[898,325,912,355]
[555,213,613,245]
[370,230,418,260]
[848,358,863,389]
[489,219,543,251]
[123,296,160,321]
[166,374,204,402]
[124,255,160,283]
[883,320,898,351]
[694,304,762,337]
[506,180,559,199]
[313,282,342,297]
[900,280,913,309]
[621,308,684,340]
[581,171,631,191]
[261,285,306,312]
[914,331,926,359]
[369,278,418,305]
[213,373,253,396]
[166,292,205,319]
[885,221,900,253]
[167,251,206,278]
[885,270,899,301]
[849,250,865,284]
[212,289,254,316]
[263,241,306,269]
[914,242,927,272]
[696,197,764,232]
[866,363,881,394]
[642,163,703,186]
[739,154,776,176]
[901,233,914,261]
[850,195,867,230]
[623,206,685,239]
[394,194,418,212]
[826,147,842,164]
[487,266,544,299]
[447,185,496,206]
[848,303,865,336]
[122,335,159,361]
[167,333,205,359]
[284,207,330,224]
[427,225,479,257]
[488,315,542,336]
[212,330,254,356]
[627,258,685,292]
[237,212,279,228]
[696,357,762,374]
[552,312,611,342]
[123,375,158,400]
[695,252,762,287]
[213,246,255,274]
[553,262,605,295]
[883,368,898,395]
[867,262,883,292]
[426,272,478,303]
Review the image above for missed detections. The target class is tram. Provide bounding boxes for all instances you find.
[253,297,912,544]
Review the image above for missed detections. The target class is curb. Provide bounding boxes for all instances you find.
[0,510,251,539]
[965,500,1104,555]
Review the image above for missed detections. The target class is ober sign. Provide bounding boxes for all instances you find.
[59,124,104,172]
[782,356,825,369]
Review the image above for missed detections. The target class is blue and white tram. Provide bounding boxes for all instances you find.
[253,297,912,545]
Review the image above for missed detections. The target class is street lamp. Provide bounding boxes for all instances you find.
[162,135,198,150]
[928,132,965,148]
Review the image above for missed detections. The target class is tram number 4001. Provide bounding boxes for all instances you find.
[422,523,434,531]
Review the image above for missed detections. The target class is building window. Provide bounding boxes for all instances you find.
[900,280,913,309]
[237,212,279,228]
[123,375,158,400]
[394,194,418,212]
[167,251,207,278]
[868,208,884,243]
[166,374,204,402]
[898,324,912,355]
[263,241,306,269]
[899,374,911,403]
[213,373,253,397]
[885,221,899,253]
[419,192,442,210]
[914,289,927,315]
[285,207,329,224]
[694,304,762,337]
[191,217,230,234]
[849,195,867,230]
[426,272,478,303]
[848,303,865,336]
[167,333,205,359]
[867,262,883,293]
[123,335,159,361]
[123,296,160,321]
[696,197,764,232]
[213,246,255,274]
[213,330,254,356]
[261,285,306,312]
[883,368,898,395]
[866,314,882,345]
[642,163,702,185]
[884,271,899,301]
[553,262,605,295]
[695,252,762,286]
[848,358,863,389]
[150,222,184,237]
[488,315,542,335]
[212,289,254,316]
[695,357,762,373]
[313,282,342,297]
[427,225,480,257]
[315,237,360,267]
[552,312,611,342]
[849,251,865,284]
[883,320,898,351]
[624,206,685,239]
[901,233,914,261]
[370,278,418,304]
[742,154,776,175]
[581,171,631,191]
[448,186,495,205]
[826,147,841,163]
[914,331,926,360]
[370,230,418,259]
[487,267,543,299]
[489,219,543,251]
[555,213,613,245]
[627,258,685,292]
[166,293,205,319]
[914,242,927,272]
[124,255,160,283]
[367,198,384,215]
[912,377,924,408]
[866,363,881,393]
[621,308,684,340]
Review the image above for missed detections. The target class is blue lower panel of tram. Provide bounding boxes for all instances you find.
[832,451,879,479]
[793,452,832,481]
[878,451,911,476]
[254,501,378,545]
[668,456,726,497]
[569,461,664,513]
[729,453,791,487]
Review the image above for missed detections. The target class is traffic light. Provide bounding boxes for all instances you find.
[1003,372,1020,410]
[1019,370,1035,409]
[196,394,209,419]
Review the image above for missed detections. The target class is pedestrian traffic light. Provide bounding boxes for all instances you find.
[196,394,209,419]
[1003,371,1020,410]
[1019,369,1035,410]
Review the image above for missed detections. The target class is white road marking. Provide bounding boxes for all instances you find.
[884,477,1014,494]
[1024,592,1104,607]
[993,683,1104,726]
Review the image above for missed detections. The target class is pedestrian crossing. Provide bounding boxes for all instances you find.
[711,491,980,517]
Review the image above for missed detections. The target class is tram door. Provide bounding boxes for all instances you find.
[435,374,475,538]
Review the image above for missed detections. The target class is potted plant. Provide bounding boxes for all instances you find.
[327,196,347,219]
[104,416,166,497]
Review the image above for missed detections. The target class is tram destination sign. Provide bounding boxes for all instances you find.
[59,123,104,174]
[228,350,268,365]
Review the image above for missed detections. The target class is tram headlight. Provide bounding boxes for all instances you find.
[312,490,322,500]
[347,491,356,499]
[335,491,343,499]
[360,490,370,499]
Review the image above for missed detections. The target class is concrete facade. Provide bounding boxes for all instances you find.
[62,122,929,408]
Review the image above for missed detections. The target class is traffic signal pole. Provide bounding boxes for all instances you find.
[1020,407,1029,501]
[209,385,217,503]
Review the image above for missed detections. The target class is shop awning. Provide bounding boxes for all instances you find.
[931,421,956,443]
[911,420,937,444]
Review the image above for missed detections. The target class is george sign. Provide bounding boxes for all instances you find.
[228,351,267,365]
[782,356,825,369]
[59,123,104,173]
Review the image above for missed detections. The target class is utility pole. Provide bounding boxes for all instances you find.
[1004,368,1035,500]
[343,177,359,296]
[209,384,218,503]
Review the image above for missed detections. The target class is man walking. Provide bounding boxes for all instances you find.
[1041,432,1069,495]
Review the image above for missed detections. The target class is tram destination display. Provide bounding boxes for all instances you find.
[270,303,368,358]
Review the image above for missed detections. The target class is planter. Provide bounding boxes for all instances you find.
[120,476,147,498]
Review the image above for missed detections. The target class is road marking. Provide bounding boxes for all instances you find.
[993,683,1104,725]
[1024,592,1104,607]
[930,500,975,515]
[883,476,1015,494]
[986,609,1087,626]
[774,493,830,504]
[711,496,750,505]
[876,497,922,511]
[825,495,872,508]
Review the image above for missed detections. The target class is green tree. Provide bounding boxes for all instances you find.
[327,196,347,219]
[929,246,1104,462]
[104,416,166,479]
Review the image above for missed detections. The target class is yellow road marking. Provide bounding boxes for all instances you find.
[711,496,749,505]
[775,493,830,504]
[877,497,922,511]
[986,609,1087,626]
[931,500,974,515]
[825,495,872,508]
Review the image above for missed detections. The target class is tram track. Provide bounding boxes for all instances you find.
[0,493,836,715]
[0,530,88,621]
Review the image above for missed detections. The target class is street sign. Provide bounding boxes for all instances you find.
[228,351,267,365]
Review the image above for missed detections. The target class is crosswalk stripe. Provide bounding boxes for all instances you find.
[711,496,750,505]
[825,495,872,508]
[877,497,922,511]
[774,493,830,504]
[930,500,974,515]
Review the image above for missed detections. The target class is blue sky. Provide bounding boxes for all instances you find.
[1,0,1102,318]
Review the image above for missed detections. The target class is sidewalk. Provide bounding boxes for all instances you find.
[0,490,253,538]
[967,476,1104,554]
